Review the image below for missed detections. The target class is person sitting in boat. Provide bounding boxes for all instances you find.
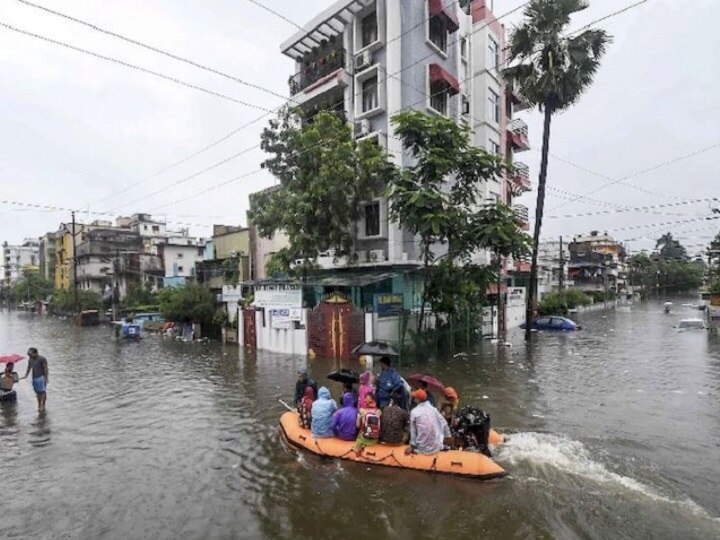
[311,387,337,438]
[357,371,373,409]
[298,386,315,430]
[410,380,436,409]
[339,382,358,407]
[405,389,451,456]
[379,390,409,446]
[295,370,318,406]
[439,387,460,427]
[354,393,382,457]
[452,406,493,457]
[375,357,406,410]
[330,392,358,441]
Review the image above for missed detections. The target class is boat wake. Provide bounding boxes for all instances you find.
[496,432,718,522]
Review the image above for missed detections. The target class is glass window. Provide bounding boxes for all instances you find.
[429,16,447,53]
[361,11,378,47]
[365,202,380,237]
[362,76,378,112]
[460,36,468,60]
[488,88,500,123]
[177,253,184,259]
[152,225,160,232]
[430,81,448,115]
[489,139,501,156]
[488,37,499,70]
[178,266,184,273]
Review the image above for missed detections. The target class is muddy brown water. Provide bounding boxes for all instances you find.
[1,299,719,539]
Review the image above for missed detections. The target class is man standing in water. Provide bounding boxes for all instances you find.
[22,347,48,411]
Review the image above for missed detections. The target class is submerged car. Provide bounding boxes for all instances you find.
[520,316,581,331]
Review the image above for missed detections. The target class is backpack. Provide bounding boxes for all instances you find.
[362,410,381,440]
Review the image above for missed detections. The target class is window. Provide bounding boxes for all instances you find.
[362,76,378,112]
[488,37,499,71]
[460,36,468,60]
[462,94,470,115]
[364,202,380,237]
[178,266,184,273]
[152,225,160,232]
[488,88,500,123]
[489,139,501,156]
[430,81,448,115]
[429,16,447,53]
[361,11,378,47]
[177,253,184,259]
[143,225,148,231]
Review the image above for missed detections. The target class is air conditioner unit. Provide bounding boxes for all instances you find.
[353,250,367,263]
[355,50,372,71]
[368,249,385,262]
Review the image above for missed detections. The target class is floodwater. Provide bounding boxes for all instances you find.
[1,299,719,540]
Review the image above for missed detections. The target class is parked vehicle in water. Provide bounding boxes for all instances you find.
[521,316,581,331]
[77,310,100,326]
[677,318,705,330]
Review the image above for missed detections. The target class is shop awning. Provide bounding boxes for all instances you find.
[428,0,460,33]
[429,63,460,95]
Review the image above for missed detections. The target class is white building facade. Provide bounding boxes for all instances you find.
[2,239,40,285]
[280,0,531,268]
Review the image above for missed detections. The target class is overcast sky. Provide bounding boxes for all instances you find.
[1,0,719,256]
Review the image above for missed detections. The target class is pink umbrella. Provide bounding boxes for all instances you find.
[0,354,25,364]
[407,373,445,393]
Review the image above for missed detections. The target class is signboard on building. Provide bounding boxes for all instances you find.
[222,285,242,303]
[254,284,302,308]
[507,287,526,307]
[269,308,302,329]
[374,293,403,318]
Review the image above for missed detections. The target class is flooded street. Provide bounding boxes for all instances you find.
[2,299,719,539]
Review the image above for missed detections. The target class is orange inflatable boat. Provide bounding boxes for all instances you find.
[279,411,507,480]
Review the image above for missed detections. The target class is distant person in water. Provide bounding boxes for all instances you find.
[22,347,48,411]
[1,363,16,394]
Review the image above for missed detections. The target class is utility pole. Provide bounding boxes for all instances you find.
[558,236,565,292]
[112,249,119,322]
[71,211,78,311]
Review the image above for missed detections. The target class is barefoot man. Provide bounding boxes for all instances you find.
[22,347,49,411]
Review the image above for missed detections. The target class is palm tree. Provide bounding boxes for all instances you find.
[503,0,610,340]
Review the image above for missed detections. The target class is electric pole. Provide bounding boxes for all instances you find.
[558,236,565,292]
[71,211,78,311]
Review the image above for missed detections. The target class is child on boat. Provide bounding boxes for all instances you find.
[354,393,381,456]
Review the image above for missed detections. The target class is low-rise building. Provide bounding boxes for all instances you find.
[568,231,626,297]
[158,241,206,288]
[75,226,142,297]
[197,225,250,290]
[38,232,56,284]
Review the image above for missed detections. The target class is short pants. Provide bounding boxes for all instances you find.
[32,376,46,394]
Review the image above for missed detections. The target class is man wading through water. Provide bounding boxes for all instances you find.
[23,347,49,411]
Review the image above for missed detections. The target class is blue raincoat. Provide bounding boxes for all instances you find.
[311,387,338,438]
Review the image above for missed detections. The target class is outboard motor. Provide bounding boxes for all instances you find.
[453,406,493,457]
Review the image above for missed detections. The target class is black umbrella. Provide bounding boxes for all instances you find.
[327,368,360,384]
[351,341,399,357]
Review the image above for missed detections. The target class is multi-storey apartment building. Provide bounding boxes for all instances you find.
[280,0,531,269]
[2,239,40,285]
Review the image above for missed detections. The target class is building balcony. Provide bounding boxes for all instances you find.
[514,259,531,273]
[508,118,530,152]
[510,161,531,192]
[513,204,530,231]
[288,48,351,106]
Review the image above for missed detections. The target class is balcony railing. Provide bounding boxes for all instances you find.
[289,48,347,96]
[511,161,531,192]
[513,204,530,230]
[508,118,530,152]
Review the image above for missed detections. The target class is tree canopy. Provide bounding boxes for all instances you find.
[656,232,688,260]
[158,285,215,325]
[249,108,395,273]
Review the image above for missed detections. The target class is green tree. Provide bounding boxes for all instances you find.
[158,284,216,326]
[656,232,688,260]
[50,288,102,313]
[249,108,395,273]
[12,271,54,303]
[124,283,158,308]
[503,0,611,339]
[470,202,532,338]
[388,110,507,330]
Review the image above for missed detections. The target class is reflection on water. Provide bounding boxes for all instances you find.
[1,302,719,539]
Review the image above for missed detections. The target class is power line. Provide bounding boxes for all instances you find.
[0,21,274,112]
[550,142,720,211]
[16,0,291,102]
[544,197,718,220]
[95,0,471,207]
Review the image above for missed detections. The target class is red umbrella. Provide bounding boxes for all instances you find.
[0,354,25,364]
[407,373,445,393]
